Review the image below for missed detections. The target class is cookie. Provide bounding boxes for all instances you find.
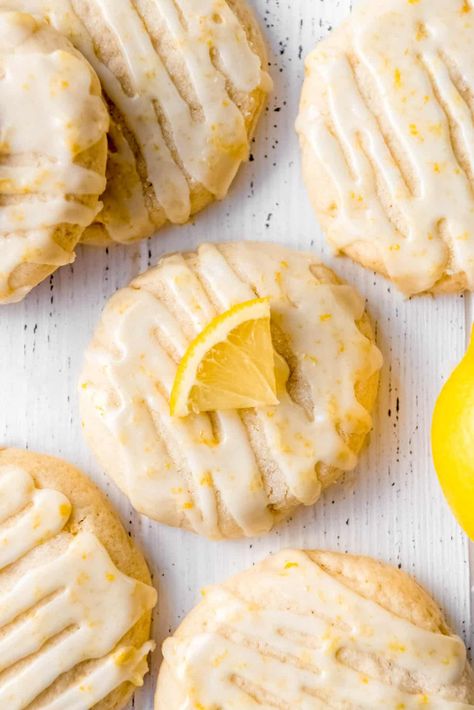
[79,242,382,540]
[297,0,474,296]
[2,0,271,245]
[0,447,157,710]
[156,549,474,708]
[0,11,108,304]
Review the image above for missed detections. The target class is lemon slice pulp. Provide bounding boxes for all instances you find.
[431,328,474,540]
[170,298,284,417]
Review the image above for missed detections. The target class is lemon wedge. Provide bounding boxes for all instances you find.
[170,298,284,417]
[431,328,474,540]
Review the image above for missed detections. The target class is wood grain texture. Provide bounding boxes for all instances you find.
[0,1,472,707]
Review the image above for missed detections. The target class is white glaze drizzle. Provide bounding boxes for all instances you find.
[297,0,474,295]
[163,550,472,709]
[80,243,382,538]
[39,642,155,710]
[0,11,108,303]
[0,465,156,709]
[1,0,271,241]
[0,467,70,569]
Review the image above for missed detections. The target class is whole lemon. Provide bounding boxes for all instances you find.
[432,330,474,540]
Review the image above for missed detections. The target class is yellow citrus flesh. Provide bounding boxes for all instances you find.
[274,350,290,393]
[170,298,283,417]
[431,328,474,540]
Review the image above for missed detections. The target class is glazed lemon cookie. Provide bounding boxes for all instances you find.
[3,0,271,245]
[0,11,108,304]
[156,549,474,708]
[297,0,474,296]
[0,447,157,709]
[79,242,382,540]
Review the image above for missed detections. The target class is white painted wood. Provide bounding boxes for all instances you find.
[0,0,472,707]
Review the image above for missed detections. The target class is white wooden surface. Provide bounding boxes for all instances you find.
[1,0,473,707]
